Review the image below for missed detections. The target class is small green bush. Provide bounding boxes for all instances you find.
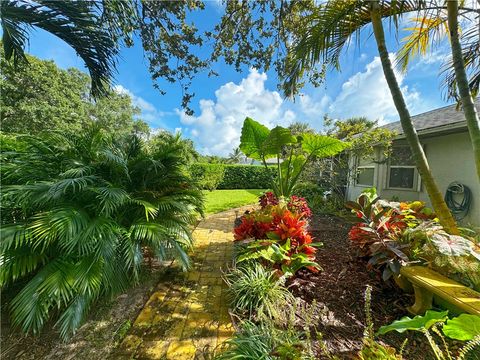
[218,165,275,189]
[189,163,225,190]
[224,262,293,320]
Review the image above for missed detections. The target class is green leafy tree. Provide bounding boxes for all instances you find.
[288,121,315,136]
[239,117,347,198]
[0,0,210,112]
[0,127,203,338]
[0,52,147,136]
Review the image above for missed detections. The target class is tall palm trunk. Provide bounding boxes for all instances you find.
[447,0,480,182]
[369,0,459,234]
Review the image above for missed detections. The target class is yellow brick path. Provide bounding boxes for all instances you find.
[113,206,251,359]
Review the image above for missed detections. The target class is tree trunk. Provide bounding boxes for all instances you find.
[369,0,459,234]
[447,0,480,182]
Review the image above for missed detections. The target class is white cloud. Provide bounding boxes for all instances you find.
[114,85,168,127]
[327,55,422,124]
[299,93,330,119]
[178,68,296,156]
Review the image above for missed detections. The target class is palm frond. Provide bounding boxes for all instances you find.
[442,19,480,101]
[397,15,448,72]
[283,0,424,97]
[95,186,130,216]
[10,258,75,335]
[55,293,93,340]
[0,0,119,97]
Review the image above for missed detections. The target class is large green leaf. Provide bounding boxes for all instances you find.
[377,310,449,335]
[261,126,297,158]
[239,117,270,160]
[301,133,348,158]
[443,314,480,341]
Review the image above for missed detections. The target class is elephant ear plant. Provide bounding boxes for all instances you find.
[239,117,347,199]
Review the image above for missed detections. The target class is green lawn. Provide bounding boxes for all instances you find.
[203,189,266,215]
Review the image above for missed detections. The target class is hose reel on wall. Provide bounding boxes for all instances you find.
[444,182,472,221]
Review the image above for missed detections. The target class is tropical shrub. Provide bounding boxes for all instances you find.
[189,163,225,190]
[239,117,347,198]
[259,191,312,218]
[346,190,480,285]
[237,239,321,277]
[346,193,412,280]
[233,205,320,276]
[224,262,294,320]
[0,127,203,338]
[405,222,480,290]
[218,164,276,189]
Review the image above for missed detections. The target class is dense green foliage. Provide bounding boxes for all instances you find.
[189,163,225,191]
[219,165,275,189]
[148,131,199,164]
[0,127,203,338]
[203,189,265,215]
[189,163,275,190]
[0,52,148,136]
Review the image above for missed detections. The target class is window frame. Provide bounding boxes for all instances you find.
[354,156,376,188]
[386,146,420,191]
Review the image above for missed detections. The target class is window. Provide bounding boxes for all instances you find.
[356,156,375,186]
[357,167,375,186]
[387,146,417,189]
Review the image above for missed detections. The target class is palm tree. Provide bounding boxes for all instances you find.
[149,130,200,164]
[228,147,244,164]
[0,0,123,97]
[446,0,480,181]
[284,0,459,234]
[0,127,203,338]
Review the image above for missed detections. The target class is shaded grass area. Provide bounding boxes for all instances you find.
[203,189,266,215]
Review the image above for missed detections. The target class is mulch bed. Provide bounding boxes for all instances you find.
[287,214,435,359]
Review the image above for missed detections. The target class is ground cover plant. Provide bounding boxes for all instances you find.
[203,189,266,215]
[0,127,203,339]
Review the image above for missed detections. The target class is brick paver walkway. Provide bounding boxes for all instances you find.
[113,206,251,359]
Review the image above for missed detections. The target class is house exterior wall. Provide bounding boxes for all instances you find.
[346,131,479,226]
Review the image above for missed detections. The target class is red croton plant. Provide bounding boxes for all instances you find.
[234,196,319,276]
[346,193,438,281]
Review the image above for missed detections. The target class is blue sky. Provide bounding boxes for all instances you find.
[24,3,453,156]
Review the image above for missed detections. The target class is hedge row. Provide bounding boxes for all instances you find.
[189,163,275,190]
[219,164,276,189]
[189,163,225,190]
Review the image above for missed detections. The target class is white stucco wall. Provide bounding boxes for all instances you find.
[346,131,479,226]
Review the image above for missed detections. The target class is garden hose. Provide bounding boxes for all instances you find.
[444,182,472,221]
